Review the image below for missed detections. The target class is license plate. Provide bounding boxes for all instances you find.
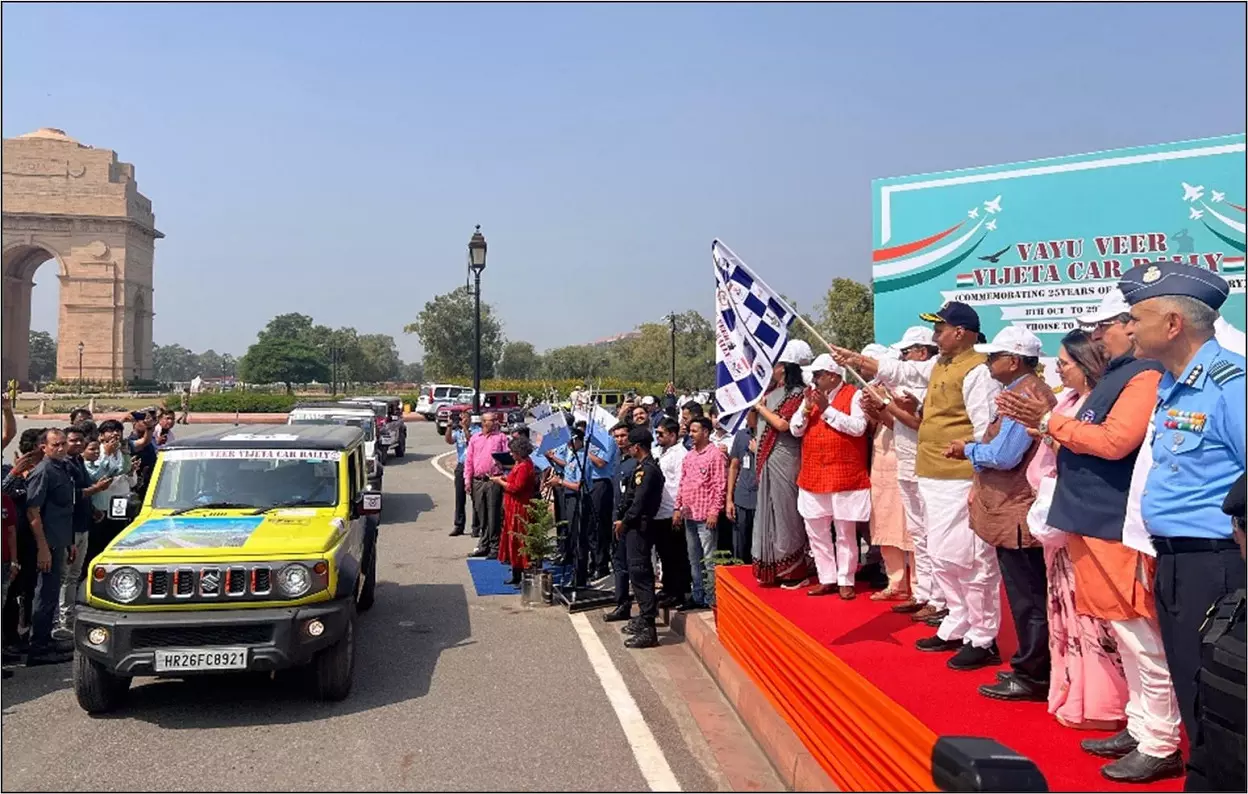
[153,647,249,672]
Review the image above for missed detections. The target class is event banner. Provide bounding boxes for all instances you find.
[872,134,1246,353]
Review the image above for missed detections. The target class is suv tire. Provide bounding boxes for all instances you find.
[73,650,131,714]
[311,606,355,701]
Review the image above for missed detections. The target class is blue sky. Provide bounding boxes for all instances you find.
[4,2,1244,362]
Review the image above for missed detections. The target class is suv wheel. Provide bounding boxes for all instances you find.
[73,651,131,714]
[311,606,355,701]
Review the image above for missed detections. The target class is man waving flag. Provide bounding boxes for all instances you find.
[712,239,796,433]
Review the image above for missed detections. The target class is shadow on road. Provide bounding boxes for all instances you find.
[385,451,434,465]
[4,583,473,727]
[382,492,436,522]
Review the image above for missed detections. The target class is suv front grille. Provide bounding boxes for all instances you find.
[131,624,273,648]
[135,564,281,603]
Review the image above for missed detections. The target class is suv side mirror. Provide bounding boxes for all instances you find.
[359,491,382,516]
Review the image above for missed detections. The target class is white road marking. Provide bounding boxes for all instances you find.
[570,612,682,792]
[434,443,676,789]
[431,450,456,480]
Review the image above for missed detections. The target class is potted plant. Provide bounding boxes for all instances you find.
[517,499,560,607]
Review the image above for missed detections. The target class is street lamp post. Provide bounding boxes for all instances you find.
[77,341,85,392]
[467,225,488,414]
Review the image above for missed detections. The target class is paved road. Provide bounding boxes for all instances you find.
[1,422,773,791]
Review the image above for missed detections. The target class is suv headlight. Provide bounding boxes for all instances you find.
[107,567,143,603]
[276,563,312,597]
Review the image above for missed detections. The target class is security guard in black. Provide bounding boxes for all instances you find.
[614,426,664,649]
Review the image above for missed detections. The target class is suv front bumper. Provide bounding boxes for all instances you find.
[74,598,354,676]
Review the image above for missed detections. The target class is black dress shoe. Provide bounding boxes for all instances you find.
[468,547,491,558]
[978,675,1047,701]
[1101,750,1184,783]
[621,617,647,635]
[1081,729,1138,759]
[915,635,963,652]
[504,573,523,586]
[603,605,632,623]
[948,642,1001,671]
[996,670,1015,682]
[449,529,465,537]
[471,530,480,538]
[658,595,683,609]
[677,598,708,612]
[624,627,659,649]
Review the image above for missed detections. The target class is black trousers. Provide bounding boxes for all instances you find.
[471,479,504,554]
[1153,543,1246,768]
[626,522,657,623]
[453,462,468,532]
[2,531,37,646]
[613,526,632,607]
[996,545,1051,685]
[733,506,755,565]
[654,518,691,598]
[586,480,613,577]
[564,488,590,587]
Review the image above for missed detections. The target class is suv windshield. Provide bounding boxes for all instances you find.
[150,450,341,511]
[290,415,374,441]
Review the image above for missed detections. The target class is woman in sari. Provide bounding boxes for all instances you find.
[495,436,538,586]
[1025,330,1128,730]
[751,340,814,587]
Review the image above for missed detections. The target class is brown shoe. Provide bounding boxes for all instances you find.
[807,584,838,597]
[892,598,923,614]
[839,586,857,600]
[911,604,941,621]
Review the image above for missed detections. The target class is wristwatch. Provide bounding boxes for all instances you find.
[1038,411,1053,435]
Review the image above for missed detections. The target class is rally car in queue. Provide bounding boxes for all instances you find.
[288,402,385,494]
[72,425,382,714]
[341,396,406,460]
[435,391,524,434]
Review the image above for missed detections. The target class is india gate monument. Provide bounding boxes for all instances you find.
[2,128,162,387]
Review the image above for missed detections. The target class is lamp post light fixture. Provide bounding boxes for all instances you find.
[77,341,85,392]
[467,225,488,414]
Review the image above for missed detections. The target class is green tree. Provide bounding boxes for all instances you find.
[542,345,604,381]
[355,334,402,383]
[611,310,715,389]
[810,278,874,353]
[399,361,425,384]
[497,341,542,379]
[197,349,224,378]
[238,337,330,394]
[28,331,57,383]
[153,343,198,383]
[257,313,319,344]
[403,286,503,381]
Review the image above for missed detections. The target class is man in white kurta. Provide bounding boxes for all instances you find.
[789,355,872,599]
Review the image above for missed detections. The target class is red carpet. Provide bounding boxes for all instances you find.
[715,566,1184,792]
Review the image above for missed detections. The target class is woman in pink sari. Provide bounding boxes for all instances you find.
[1026,331,1127,730]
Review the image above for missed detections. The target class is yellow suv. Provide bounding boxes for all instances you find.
[72,425,382,713]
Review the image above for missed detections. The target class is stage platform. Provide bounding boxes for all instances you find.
[714,566,1183,792]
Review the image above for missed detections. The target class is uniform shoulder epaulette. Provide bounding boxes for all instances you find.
[1208,359,1245,386]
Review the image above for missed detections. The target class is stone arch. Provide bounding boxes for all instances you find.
[1,128,162,387]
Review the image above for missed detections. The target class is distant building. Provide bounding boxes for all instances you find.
[586,331,642,348]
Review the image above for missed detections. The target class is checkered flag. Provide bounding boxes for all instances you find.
[712,239,796,434]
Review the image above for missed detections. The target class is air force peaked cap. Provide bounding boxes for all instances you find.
[1118,262,1230,311]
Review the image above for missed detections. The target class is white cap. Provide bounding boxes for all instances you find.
[802,353,843,384]
[861,343,898,361]
[889,326,936,352]
[777,339,814,365]
[1080,288,1131,325]
[974,326,1044,357]
[640,395,656,406]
